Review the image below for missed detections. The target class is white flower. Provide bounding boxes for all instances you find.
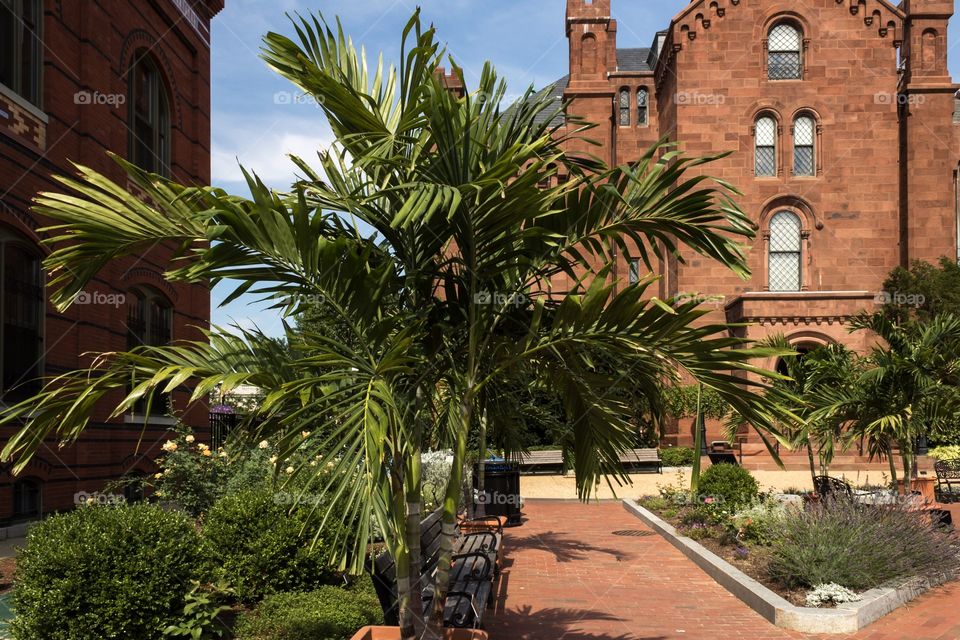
[258,440,269,449]
[285,466,295,475]
[185,435,195,443]
[301,431,311,439]
[269,456,278,465]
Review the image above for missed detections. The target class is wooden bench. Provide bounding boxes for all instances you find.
[371,510,503,629]
[935,460,960,503]
[516,450,565,474]
[619,448,662,474]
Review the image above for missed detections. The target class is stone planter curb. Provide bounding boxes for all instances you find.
[622,499,950,634]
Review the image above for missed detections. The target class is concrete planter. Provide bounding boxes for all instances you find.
[350,627,488,640]
[623,500,952,634]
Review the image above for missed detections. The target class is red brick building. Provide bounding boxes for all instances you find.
[549,0,960,447]
[0,0,222,523]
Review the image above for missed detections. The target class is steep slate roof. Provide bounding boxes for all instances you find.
[616,47,653,73]
[530,75,569,128]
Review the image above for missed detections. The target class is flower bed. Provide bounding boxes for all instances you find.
[638,472,960,609]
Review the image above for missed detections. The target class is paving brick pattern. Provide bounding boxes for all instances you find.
[485,501,960,640]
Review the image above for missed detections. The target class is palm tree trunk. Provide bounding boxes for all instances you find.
[402,452,425,638]
[391,465,419,640]
[476,408,488,518]
[806,440,817,490]
[427,395,474,636]
[690,384,704,496]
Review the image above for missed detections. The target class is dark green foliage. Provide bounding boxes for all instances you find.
[233,581,383,640]
[882,257,960,322]
[11,504,203,640]
[201,489,340,602]
[697,464,759,508]
[660,446,696,467]
[768,498,959,590]
[663,385,730,420]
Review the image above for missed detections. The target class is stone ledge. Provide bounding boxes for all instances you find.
[622,499,952,634]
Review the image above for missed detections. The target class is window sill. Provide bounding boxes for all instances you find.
[0,83,47,123]
[124,415,178,426]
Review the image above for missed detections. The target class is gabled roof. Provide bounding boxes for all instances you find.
[616,48,653,73]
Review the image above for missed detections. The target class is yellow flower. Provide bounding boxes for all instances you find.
[197,443,210,452]
[161,441,177,453]
[285,466,295,475]
[218,451,228,459]
[269,456,278,465]
[154,472,163,479]
[258,440,270,449]
[201,449,212,457]
[185,435,195,443]
[301,431,311,439]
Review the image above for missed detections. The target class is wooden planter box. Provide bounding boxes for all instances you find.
[350,626,489,640]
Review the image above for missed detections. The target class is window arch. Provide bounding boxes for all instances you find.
[755,115,777,177]
[128,51,171,176]
[768,22,802,80]
[618,88,630,127]
[637,87,649,126]
[0,230,43,403]
[793,114,816,176]
[768,211,802,291]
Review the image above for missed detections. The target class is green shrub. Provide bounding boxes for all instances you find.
[660,446,696,467]
[12,503,203,640]
[201,488,340,601]
[929,445,960,462]
[698,463,759,509]
[768,497,960,590]
[729,498,790,546]
[233,583,383,640]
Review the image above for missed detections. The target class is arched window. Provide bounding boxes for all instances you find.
[768,211,802,291]
[128,52,171,176]
[768,23,802,80]
[127,288,172,413]
[793,114,815,176]
[0,231,43,403]
[0,0,42,106]
[755,116,777,177]
[637,87,649,126]
[618,88,630,127]
[12,477,41,520]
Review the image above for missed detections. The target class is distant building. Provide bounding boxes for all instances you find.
[0,0,223,522]
[544,0,959,448]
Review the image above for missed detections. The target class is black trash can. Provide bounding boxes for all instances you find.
[473,461,522,526]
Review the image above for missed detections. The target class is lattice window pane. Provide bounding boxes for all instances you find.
[768,24,802,80]
[794,146,814,176]
[769,252,801,291]
[769,212,801,251]
[619,89,630,127]
[769,24,801,52]
[637,88,648,106]
[756,118,776,146]
[794,117,814,145]
[629,258,641,284]
[769,52,802,80]
[756,147,776,177]
[637,88,648,126]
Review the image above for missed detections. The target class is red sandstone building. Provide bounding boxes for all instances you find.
[0,0,222,523]
[547,0,960,448]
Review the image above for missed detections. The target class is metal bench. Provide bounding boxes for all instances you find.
[935,460,960,503]
[371,509,503,629]
[813,475,854,499]
[620,448,662,474]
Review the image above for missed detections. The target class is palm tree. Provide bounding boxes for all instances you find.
[0,11,794,639]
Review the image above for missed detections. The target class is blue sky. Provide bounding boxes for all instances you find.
[208,0,960,336]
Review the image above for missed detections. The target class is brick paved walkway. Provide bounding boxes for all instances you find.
[484,500,960,640]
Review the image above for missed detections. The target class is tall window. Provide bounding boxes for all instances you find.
[628,258,641,285]
[755,116,777,177]
[129,53,171,177]
[637,88,649,126]
[618,88,630,127]
[127,288,172,413]
[793,115,815,176]
[768,23,802,80]
[0,233,43,403]
[0,0,43,106]
[12,477,41,520]
[768,211,802,292]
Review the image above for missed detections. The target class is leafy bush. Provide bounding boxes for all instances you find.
[768,497,960,590]
[201,488,340,602]
[729,498,789,546]
[660,446,696,467]
[698,464,759,509]
[929,445,960,462]
[233,582,383,640]
[12,503,203,640]
[422,450,453,512]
